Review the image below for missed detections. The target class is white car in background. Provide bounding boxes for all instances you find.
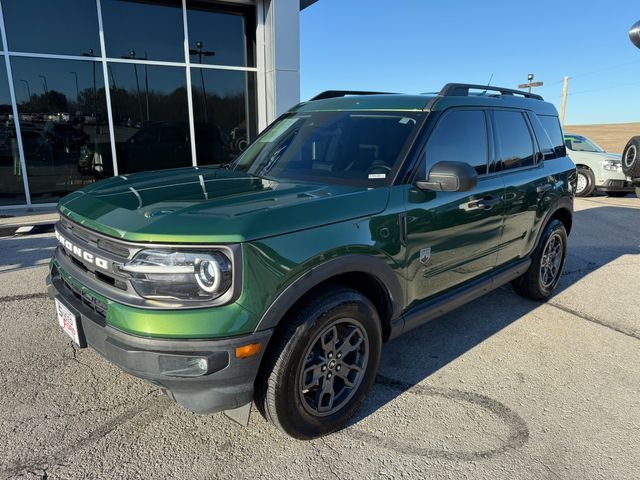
[564,133,634,197]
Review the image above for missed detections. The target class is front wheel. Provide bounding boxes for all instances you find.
[512,219,568,301]
[575,167,595,197]
[256,286,382,439]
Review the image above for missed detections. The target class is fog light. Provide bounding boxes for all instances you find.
[158,355,209,377]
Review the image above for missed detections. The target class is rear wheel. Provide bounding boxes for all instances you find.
[575,167,595,197]
[255,286,382,439]
[512,219,567,301]
[622,136,640,177]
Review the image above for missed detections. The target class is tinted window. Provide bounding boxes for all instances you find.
[191,68,257,165]
[426,110,488,175]
[527,112,555,160]
[0,66,25,204]
[493,111,535,171]
[101,0,184,62]
[186,1,255,67]
[232,111,423,187]
[2,0,100,56]
[11,56,110,203]
[108,63,191,174]
[538,115,566,158]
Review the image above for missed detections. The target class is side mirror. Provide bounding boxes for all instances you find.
[415,161,478,192]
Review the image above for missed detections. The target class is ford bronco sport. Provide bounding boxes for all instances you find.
[47,84,575,439]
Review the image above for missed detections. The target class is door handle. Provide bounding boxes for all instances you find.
[465,195,502,211]
[476,196,503,210]
[536,183,553,194]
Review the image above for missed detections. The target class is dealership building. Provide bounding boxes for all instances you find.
[0,0,315,208]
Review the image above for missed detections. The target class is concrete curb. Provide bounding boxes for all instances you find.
[0,223,56,238]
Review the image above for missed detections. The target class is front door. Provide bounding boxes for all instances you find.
[405,109,505,309]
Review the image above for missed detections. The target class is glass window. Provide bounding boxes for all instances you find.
[108,62,191,174]
[186,1,255,67]
[0,67,25,205]
[1,0,100,56]
[191,68,256,165]
[493,110,535,171]
[426,110,488,175]
[232,111,424,187]
[101,0,184,62]
[538,115,567,158]
[10,57,110,204]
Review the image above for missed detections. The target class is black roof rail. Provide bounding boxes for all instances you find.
[439,83,544,101]
[311,90,397,101]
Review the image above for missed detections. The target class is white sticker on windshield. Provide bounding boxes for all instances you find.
[368,173,387,179]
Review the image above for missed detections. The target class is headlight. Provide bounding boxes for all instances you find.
[603,159,622,172]
[120,249,232,302]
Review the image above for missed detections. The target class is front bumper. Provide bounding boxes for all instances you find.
[596,179,635,192]
[47,266,272,415]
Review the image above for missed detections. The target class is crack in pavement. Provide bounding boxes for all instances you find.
[547,301,640,341]
[2,391,167,478]
[0,292,49,303]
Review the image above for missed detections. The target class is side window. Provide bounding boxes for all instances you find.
[538,115,567,159]
[493,110,535,171]
[425,110,488,175]
[527,112,555,160]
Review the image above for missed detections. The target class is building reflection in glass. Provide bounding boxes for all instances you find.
[10,57,110,204]
[190,66,256,165]
[108,62,191,175]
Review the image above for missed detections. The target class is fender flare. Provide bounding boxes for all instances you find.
[531,195,573,254]
[254,254,404,333]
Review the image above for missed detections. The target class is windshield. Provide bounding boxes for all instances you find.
[231,110,424,186]
[564,135,605,153]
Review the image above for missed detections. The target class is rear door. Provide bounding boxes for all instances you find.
[405,108,505,308]
[490,109,550,265]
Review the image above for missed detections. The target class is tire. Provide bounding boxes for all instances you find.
[622,136,640,177]
[606,191,629,197]
[255,286,382,439]
[512,219,568,301]
[575,167,595,197]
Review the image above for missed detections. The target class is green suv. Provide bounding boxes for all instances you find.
[47,84,575,439]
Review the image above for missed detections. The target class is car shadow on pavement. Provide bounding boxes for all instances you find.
[0,234,57,272]
[348,204,640,434]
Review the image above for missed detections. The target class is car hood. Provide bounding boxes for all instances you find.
[58,167,390,243]
[568,151,622,161]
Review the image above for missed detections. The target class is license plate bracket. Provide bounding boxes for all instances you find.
[55,298,87,347]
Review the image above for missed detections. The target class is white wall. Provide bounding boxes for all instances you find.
[257,0,301,131]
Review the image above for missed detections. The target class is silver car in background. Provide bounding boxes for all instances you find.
[564,133,634,197]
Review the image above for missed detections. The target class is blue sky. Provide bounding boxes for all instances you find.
[300,0,640,125]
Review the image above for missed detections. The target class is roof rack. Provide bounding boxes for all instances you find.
[311,90,397,101]
[439,83,543,101]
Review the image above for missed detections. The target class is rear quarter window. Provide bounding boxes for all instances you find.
[536,114,566,159]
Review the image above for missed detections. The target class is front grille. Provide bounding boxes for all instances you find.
[57,269,108,320]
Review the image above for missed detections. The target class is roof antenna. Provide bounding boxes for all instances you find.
[482,74,494,95]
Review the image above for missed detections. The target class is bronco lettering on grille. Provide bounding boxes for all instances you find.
[55,230,109,271]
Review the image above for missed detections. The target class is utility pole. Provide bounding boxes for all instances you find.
[559,76,570,126]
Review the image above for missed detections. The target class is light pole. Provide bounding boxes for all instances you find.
[189,41,215,123]
[82,49,98,133]
[19,79,31,102]
[38,75,48,94]
[122,50,145,124]
[69,71,79,104]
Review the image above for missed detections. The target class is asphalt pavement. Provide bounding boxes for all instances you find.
[0,196,639,479]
